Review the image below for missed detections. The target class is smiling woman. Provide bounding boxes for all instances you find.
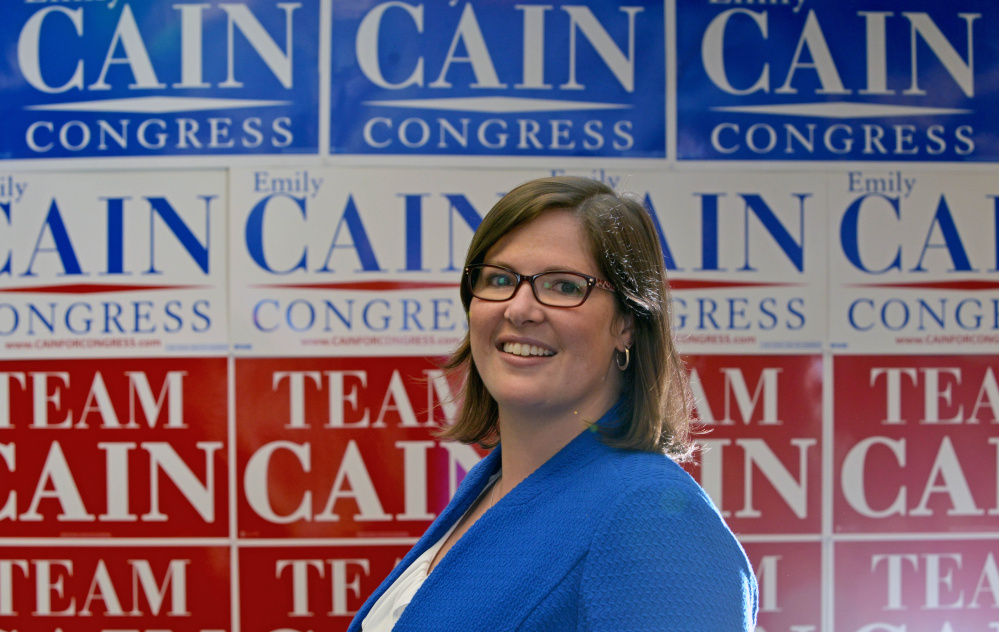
[348,176,758,632]
[462,209,632,453]
[443,176,690,456]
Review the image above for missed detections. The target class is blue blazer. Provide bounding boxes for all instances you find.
[348,411,758,631]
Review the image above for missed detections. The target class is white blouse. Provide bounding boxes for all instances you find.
[361,472,501,631]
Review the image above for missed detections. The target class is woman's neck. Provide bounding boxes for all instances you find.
[495,399,613,493]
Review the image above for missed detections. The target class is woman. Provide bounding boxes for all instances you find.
[350,176,758,631]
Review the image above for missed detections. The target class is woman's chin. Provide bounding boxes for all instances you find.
[494,392,558,415]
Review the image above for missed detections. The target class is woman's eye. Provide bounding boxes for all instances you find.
[487,273,513,287]
[557,282,581,294]
[547,278,583,295]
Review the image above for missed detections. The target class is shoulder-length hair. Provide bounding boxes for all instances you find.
[438,176,693,460]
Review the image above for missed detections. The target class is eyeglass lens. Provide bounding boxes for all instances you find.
[469,265,590,307]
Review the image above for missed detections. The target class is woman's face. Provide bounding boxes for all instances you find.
[469,209,632,422]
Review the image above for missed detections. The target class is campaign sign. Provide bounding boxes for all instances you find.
[0,357,228,538]
[835,539,999,632]
[828,170,999,353]
[834,355,999,534]
[229,166,558,357]
[684,355,823,535]
[553,168,827,353]
[329,1,665,157]
[239,544,412,631]
[0,0,319,160]
[0,545,230,632]
[743,541,823,632]
[235,356,485,539]
[0,170,228,358]
[676,0,999,161]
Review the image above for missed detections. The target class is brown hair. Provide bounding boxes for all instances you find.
[438,176,693,460]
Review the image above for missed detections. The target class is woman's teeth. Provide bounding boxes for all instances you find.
[502,342,555,357]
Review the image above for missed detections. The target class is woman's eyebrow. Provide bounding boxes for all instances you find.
[483,260,590,275]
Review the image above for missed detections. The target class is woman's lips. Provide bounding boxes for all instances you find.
[500,341,556,357]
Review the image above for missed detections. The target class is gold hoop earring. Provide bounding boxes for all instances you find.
[615,348,630,371]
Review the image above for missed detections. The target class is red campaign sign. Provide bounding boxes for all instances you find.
[834,355,999,534]
[235,357,487,539]
[835,539,999,632]
[683,355,823,534]
[239,544,411,632]
[743,541,822,632]
[0,545,230,632]
[0,358,228,538]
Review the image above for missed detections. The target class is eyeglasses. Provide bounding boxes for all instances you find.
[464,264,616,308]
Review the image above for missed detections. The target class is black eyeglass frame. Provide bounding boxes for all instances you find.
[463,263,616,308]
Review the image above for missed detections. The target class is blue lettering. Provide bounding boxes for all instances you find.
[445,194,483,271]
[911,196,974,272]
[65,302,91,334]
[319,195,382,272]
[727,297,750,330]
[432,298,457,331]
[24,200,83,277]
[991,195,999,272]
[695,194,722,271]
[146,196,213,275]
[848,298,875,331]
[786,297,806,330]
[841,194,901,274]
[192,299,211,332]
[103,197,126,275]
[0,202,11,275]
[758,297,778,330]
[402,194,430,272]
[955,298,982,330]
[134,300,155,333]
[917,298,946,330]
[164,300,184,333]
[245,194,308,274]
[103,301,124,333]
[363,299,391,331]
[697,297,720,329]
[673,296,687,329]
[28,302,57,334]
[740,194,807,272]
[880,299,909,331]
[286,299,315,332]
[324,299,353,331]
[401,298,423,331]
[253,299,280,332]
[0,304,18,335]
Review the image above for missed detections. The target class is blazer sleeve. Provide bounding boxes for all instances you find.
[578,480,758,631]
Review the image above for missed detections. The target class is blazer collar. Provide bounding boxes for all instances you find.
[346,401,624,630]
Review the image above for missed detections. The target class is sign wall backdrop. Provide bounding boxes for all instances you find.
[1,1,996,631]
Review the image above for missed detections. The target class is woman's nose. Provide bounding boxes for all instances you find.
[503,280,544,325]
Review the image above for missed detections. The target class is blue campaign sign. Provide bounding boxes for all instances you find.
[329,1,665,158]
[676,0,999,162]
[0,1,320,160]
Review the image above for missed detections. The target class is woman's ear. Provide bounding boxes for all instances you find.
[614,312,635,350]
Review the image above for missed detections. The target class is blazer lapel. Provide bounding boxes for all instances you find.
[347,446,502,630]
